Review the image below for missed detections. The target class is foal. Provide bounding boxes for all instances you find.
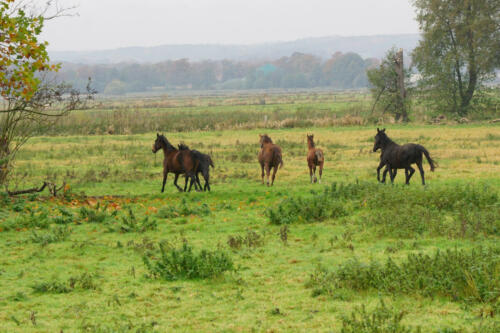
[373,128,437,185]
[258,134,283,186]
[306,134,324,183]
[152,134,199,192]
[179,144,214,192]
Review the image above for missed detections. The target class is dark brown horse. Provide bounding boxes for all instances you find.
[373,128,437,185]
[258,134,283,186]
[152,134,199,192]
[306,134,324,184]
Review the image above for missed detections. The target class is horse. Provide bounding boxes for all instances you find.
[152,134,199,192]
[373,128,437,185]
[306,134,324,184]
[258,134,283,186]
[178,144,214,192]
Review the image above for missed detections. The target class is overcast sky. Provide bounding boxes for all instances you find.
[38,0,419,51]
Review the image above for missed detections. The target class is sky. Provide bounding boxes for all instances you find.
[37,0,420,51]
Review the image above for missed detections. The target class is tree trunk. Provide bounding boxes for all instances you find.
[394,49,408,122]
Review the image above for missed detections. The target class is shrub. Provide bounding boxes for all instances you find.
[341,301,421,333]
[52,207,74,225]
[143,242,233,280]
[307,247,500,306]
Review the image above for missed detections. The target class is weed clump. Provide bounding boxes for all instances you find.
[340,300,421,333]
[118,208,157,233]
[307,247,500,306]
[143,242,233,280]
[156,198,210,219]
[32,272,98,294]
[30,226,72,246]
[79,203,116,223]
[227,230,264,250]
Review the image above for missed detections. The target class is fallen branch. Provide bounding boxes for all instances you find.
[6,181,66,197]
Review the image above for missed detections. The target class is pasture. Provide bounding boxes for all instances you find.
[1,115,500,330]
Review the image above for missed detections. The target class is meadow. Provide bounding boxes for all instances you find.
[0,92,499,332]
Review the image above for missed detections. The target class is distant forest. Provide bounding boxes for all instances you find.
[56,52,379,94]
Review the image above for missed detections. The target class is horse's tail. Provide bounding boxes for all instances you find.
[419,146,437,171]
[315,149,324,163]
[277,151,284,169]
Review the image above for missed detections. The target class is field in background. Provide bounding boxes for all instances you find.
[42,89,499,136]
[1,90,500,332]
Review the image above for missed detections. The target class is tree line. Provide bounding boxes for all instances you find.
[55,52,379,94]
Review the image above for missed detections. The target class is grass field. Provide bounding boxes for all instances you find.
[1,122,500,331]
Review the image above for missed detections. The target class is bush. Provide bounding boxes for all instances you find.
[143,242,233,280]
[307,247,500,306]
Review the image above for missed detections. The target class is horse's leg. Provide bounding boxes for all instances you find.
[161,170,168,193]
[173,174,183,192]
[318,162,323,184]
[313,165,317,183]
[387,166,395,184]
[204,171,210,192]
[417,161,425,185]
[183,175,188,192]
[406,166,415,185]
[265,163,271,186]
[260,163,265,185]
[309,164,313,183]
[376,161,385,182]
[271,166,278,186]
[187,172,196,192]
[196,172,203,191]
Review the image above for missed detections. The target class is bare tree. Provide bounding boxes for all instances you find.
[0,0,95,190]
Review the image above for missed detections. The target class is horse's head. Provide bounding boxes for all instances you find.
[307,134,314,147]
[152,133,163,153]
[373,128,386,152]
[259,134,272,148]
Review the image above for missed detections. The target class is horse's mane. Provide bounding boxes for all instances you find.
[378,132,396,147]
[178,143,190,150]
[158,135,176,150]
[261,135,273,144]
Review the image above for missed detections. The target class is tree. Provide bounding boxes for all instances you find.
[367,48,411,121]
[412,0,500,116]
[0,0,94,186]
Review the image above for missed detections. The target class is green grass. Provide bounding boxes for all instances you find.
[0,123,500,332]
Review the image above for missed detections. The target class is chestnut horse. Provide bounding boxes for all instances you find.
[373,128,437,185]
[306,134,324,184]
[258,134,283,186]
[152,134,199,192]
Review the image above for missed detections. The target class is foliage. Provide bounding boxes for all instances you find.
[411,0,500,116]
[367,47,411,121]
[143,242,234,280]
[340,300,421,333]
[307,247,500,306]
